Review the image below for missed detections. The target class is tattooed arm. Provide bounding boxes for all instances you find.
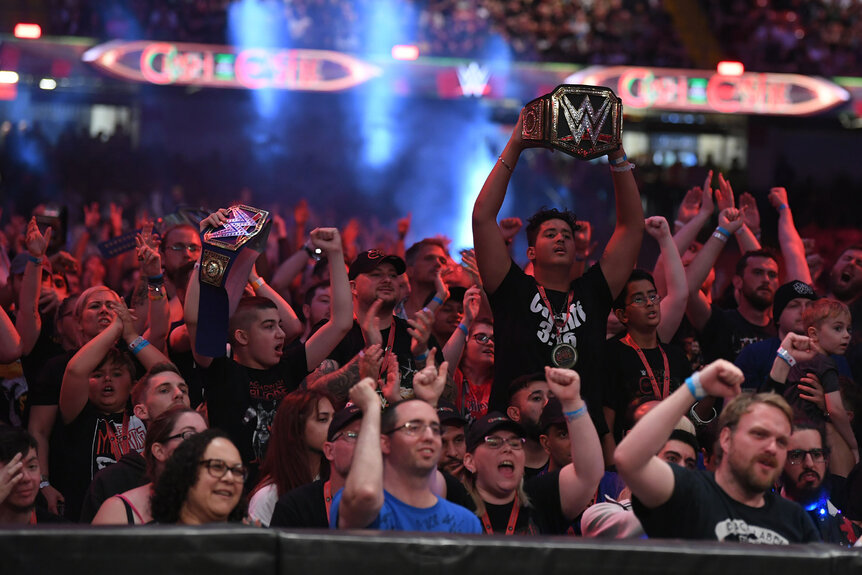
[306,356,362,404]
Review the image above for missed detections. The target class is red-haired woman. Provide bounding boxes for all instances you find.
[248,388,335,526]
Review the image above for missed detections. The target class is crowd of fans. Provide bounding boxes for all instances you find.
[1,101,861,547]
[32,0,862,75]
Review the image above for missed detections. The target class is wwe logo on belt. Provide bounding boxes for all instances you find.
[207,208,261,239]
[560,95,611,148]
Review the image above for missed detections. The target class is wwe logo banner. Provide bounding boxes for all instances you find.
[521,85,623,160]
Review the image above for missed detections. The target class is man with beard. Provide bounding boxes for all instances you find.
[686,230,779,362]
[437,401,467,480]
[0,427,62,524]
[615,358,820,543]
[506,373,550,477]
[826,245,862,384]
[780,422,861,546]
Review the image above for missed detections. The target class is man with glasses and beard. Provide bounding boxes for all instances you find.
[615,359,820,543]
[779,421,861,546]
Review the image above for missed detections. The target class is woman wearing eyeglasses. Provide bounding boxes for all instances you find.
[151,429,247,524]
[461,367,603,534]
[451,318,495,421]
[92,407,207,524]
[247,389,335,526]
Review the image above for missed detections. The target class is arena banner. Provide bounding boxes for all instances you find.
[566,66,850,116]
[82,40,382,91]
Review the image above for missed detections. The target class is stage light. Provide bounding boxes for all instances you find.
[391,45,419,61]
[0,71,19,84]
[717,61,744,76]
[39,78,57,90]
[14,23,42,39]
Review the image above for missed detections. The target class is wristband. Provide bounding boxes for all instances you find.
[609,153,628,166]
[414,351,428,362]
[147,273,164,284]
[564,405,588,422]
[457,323,469,337]
[431,295,444,306]
[689,403,717,425]
[40,479,50,489]
[27,254,43,265]
[250,277,265,291]
[685,372,707,400]
[716,226,731,237]
[776,346,797,367]
[674,219,686,229]
[128,336,151,355]
[610,162,635,173]
[498,155,513,173]
[574,254,587,262]
[778,204,787,211]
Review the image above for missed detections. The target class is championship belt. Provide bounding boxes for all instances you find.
[196,204,271,357]
[521,84,623,160]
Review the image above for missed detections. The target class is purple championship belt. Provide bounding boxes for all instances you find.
[196,204,271,357]
[521,84,623,160]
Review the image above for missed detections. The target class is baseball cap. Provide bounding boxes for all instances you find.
[327,404,363,442]
[437,400,467,427]
[773,280,818,325]
[348,249,406,280]
[465,412,525,452]
[539,397,566,432]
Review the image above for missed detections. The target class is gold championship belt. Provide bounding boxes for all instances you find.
[521,84,623,160]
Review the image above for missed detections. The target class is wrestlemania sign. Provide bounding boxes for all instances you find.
[82,40,382,91]
[565,66,850,116]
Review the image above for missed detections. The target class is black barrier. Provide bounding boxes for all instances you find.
[2,526,860,575]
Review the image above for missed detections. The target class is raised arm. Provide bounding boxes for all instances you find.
[646,216,688,342]
[337,377,384,528]
[184,208,231,369]
[684,208,742,332]
[768,187,812,284]
[598,146,645,299]
[442,285,481,374]
[16,217,51,356]
[472,111,532,294]
[249,263,303,342]
[137,225,169,353]
[545,367,604,519]
[304,228,354,370]
[615,359,743,508]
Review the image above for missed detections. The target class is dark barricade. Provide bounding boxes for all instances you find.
[2,526,860,575]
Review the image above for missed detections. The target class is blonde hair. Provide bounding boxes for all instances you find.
[803,298,850,331]
[460,469,531,518]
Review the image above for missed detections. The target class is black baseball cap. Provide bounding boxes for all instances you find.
[539,397,566,432]
[465,412,525,452]
[327,404,363,442]
[348,249,406,280]
[437,400,467,427]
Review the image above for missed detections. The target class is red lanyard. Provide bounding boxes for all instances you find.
[536,286,574,342]
[481,495,520,535]
[462,378,491,419]
[324,480,333,524]
[104,412,132,456]
[621,333,670,400]
[29,509,37,525]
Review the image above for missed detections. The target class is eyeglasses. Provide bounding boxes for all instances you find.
[628,293,661,307]
[165,430,198,442]
[385,420,441,437]
[472,333,493,344]
[482,436,526,450]
[787,448,828,465]
[332,430,359,443]
[167,244,201,254]
[199,459,248,482]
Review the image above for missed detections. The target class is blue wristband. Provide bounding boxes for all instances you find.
[27,254,43,265]
[685,373,706,400]
[431,295,444,306]
[457,323,469,337]
[716,226,731,238]
[414,351,428,362]
[564,405,588,422]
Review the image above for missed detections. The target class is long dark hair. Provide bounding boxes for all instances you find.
[150,429,246,524]
[252,388,335,497]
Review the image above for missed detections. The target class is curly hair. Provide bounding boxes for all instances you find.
[252,389,335,498]
[150,429,246,524]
